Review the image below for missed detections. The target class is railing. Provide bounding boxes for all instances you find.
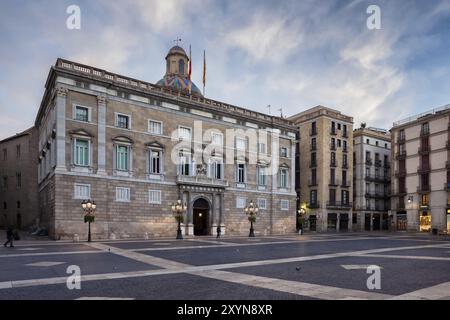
[327,201,352,208]
[56,58,294,128]
[420,128,430,136]
[342,146,348,153]
[330,160,337,167]
[397,135,405,143]
[342,163,349,169]
[341,181,350,188]
[310,145,317,151]
[394,170,406,177]
[366,159,373,166]
[176,175,228,187]
[330,128,337,135]
[365,174,390,182]
[393,104,450,127]
[395,151,406,160]
[342,131,348,138]
[417,185,431,193]
[310,161,317,168]
[328,179,339,186]
[307,203,320,209]
[418,145,430,154]
[417,165,431,173]
[310,129,317,136]
[374,160,382,167]
[330,144,336,151]
[384,162,390,168]
[308,179,318,187]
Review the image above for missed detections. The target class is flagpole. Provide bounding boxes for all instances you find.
[189,45,192,95]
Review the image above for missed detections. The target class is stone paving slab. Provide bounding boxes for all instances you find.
[0,243,98,256]
[224,255,450,296]
[103,239,225,250]
[0,252,160,282]
[0,272,310,300]
[142,238,441,266]
[366,247,450,258]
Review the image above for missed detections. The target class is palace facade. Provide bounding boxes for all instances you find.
[34,46,298,240]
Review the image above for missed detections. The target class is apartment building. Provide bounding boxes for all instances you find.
[289,106,353,232]
[390,105,450,233]
[353,126,391,231]
[0,127,38,229]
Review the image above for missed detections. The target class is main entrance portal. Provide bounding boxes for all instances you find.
[193,198,210,236]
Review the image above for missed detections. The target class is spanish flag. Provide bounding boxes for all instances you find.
[202,50,206,96]
[188,45,192,94]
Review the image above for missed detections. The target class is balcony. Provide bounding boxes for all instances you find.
[384,162,390,169]
[342,162,349,169]
[394,170,406,178]
[326,201,352,209]
[396,151,406,160]
[342,146,348,153]
[418,145,430,154]
[420,128,430,137]
[309,161,317,168]
[397,189,407,196]
[330,128,337,136]
[176,175,228,188]
[307,203,320,209]
[329,179,339,187]
[310,145,317,151]
[342,131,349,138]
[310,128,317,136]
[341,181,350,188]
[365,159,373,166]
[330,144,337,151]
[308,179,318,187]
[417,185,431,193]
[365,174,390,183]
[374,159,382,167]
[417,165,431,174]
[330,160,337,167]
[397,135,405,143]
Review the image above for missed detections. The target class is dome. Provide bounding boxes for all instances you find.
[156,74,203,96]
[166,45,188,59]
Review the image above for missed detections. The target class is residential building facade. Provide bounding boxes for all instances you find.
[0,127,39,229]
[34,46,297,240]
[289,106,354,232]
[353,127,391,231]
[390,105,450,233]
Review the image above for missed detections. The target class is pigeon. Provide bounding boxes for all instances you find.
[295,267,301,271]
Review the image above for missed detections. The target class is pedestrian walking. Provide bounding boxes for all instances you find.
[3,225,14,247]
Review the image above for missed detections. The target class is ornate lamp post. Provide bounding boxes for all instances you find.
[81,199,96,242]
[297,206,306,235]
[244,200,259,237]
[171,199,187,240]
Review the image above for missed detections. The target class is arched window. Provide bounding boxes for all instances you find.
[178,59,185,75]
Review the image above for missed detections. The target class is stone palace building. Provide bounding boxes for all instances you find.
[32,46,298,240]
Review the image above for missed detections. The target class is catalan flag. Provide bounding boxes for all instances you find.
[202,50,206,96]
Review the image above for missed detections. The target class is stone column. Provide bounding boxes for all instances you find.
[211,193,216,235]
[370,213,374,231]
[97,95,107,175]
[55,87,67,171]
[186,191,194,236]
[290,140,296,191]
[219,192,225,235]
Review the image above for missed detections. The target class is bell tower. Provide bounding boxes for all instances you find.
[165,45,189,77]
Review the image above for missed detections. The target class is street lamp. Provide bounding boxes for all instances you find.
[81,199,96,242]
[297,207,306,235]
[171,199,187,240]
[244,200,259,237]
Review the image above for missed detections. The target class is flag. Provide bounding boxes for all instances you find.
[188,45,192,81]
[188,45,192,94]
[202,50,206,95]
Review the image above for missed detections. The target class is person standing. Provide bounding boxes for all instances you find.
[3,225,14,247]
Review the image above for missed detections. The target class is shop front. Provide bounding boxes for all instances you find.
[396,211,407,231]
[419,210,431,232]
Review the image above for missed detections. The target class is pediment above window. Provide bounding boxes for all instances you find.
[145,141,164,149]
[257,159,271,166]
[112,135,133,144]
[279,162,290,168]
[234,155,248,163]
[70,129,94,138]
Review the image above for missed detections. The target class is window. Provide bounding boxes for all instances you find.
[279,168,288,189]
[375,141,379,146]
[352,214,357,224]
[331,138,336,149]
[310,190,317,205]
[342,170,347,186]
[342,190,349,205]
[385,143,388,149]
[311,138,316,150]
[211,132,223,146]
[257,166,267,186]
[236,197,246,208]
[331,152,336,165]
[179,59,185,75]
[421,194,429,206]
[281,199,289,210]
[258,142,266,154]
[257,198,267,210]
[149,190,162,204]
[366,139,370,144]
[148,120,163,135]
[16,145,21,159]
[236,137,246,151]
[343,154,348,167]
[178,150,191,176]
[311,152,317,166]
[116,145,129,171]
[116,114,130,129]
[74,183,91,199]
[74,139,89,166]
[366,151,371,161]
[343,125,348,136]
[421,122,430,135]
[208,159,223,179]
[330,168,336,184]
[178,126,192,140]
[75,106,89,122]
[16,172,21,188]
[17,201,20,209]
[149,149,162,174]
[116,187,130,202]
[337,139,341,148]
[337,123,341,130]
[343,140,347,151]
[3,148,6,160]
[311,169,317,185]
[399,129,405,140]
[365,167,370,177]
[280,147,288,158]
[237,163,245,183]
[329,189,336,203]
[311,122,317,135]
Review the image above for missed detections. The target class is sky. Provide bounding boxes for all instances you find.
[0,0,449,139]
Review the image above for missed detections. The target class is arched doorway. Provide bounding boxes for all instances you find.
[192,198,210,236]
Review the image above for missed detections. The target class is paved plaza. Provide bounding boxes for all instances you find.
[0,232,449,300]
